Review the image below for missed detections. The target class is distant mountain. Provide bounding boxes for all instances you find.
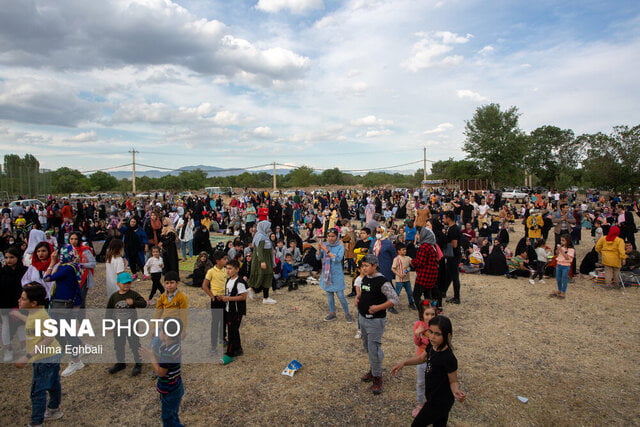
[108,165,288,179]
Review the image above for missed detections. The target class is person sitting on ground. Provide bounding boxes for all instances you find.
[506,250,534,279]
[622,242,640,274]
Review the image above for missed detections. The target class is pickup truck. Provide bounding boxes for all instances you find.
[502,189,528,202]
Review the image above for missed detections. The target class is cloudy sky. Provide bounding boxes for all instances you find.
[0,0,638,174]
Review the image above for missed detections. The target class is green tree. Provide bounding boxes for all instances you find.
[89,171,119,191]
[580,125,640,192]
[319,168,344,186]
[286,166,316,187]
[430,158,483,180]
[178,169,208,190]
[463,103,526,186]
[524,126,578,187]
[50,167,90,193]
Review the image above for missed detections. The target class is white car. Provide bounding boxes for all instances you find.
[502,189,528,201]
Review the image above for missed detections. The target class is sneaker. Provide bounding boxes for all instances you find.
[130,364,142,377]
[27,423,43,427]
[247,288,255,300]
[388,307,399,314]
[44,407,64,421]
[529,279,535,285]
[61,360,85,377]
[355,330,362,339]
[3,350,13,362]
[372,376,383,395]
[324,313,337,321]
[345,313,354,323]
[346,291,356,297]
[131,274,137,280]
[409,303,417,310]
[446,297,461,304]
[107,363,126,375]
[262,297,277,304]
[361,370,374,382]
[538,279,546,284]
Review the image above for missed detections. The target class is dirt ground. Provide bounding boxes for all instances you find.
[1,232,639,426]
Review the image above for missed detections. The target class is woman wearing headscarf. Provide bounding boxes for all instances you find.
[369,226,397,283]
[411,227,442,308]
[21,241,55,298]
[595,225,626,287]
[160,217,180,277]
[248,220,276,304]
[22,228,46,267]
[317,228,353,322]
[118,217,148,280]
[1,246,27,362]
[145,211,163,248]
[44,244,85,376]
[69,231,96,308]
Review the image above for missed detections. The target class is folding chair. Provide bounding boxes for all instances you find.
[619,270,640,291]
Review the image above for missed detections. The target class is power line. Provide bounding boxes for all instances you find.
[79,163,133,174]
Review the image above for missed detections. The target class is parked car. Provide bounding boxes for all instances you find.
[9,199,45,209]
[502,189,528,202]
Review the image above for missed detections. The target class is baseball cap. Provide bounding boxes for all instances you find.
[117,272,133,284]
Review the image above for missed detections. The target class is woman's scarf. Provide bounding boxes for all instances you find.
[606,225,620,242]
[194,251,214,271]
[74,243,95,288]
[31,242,53,272]
[372,226,388,256]
[25,229,46,255]
[253,220,272,249]
[322,236,341,288]
[59,244,82,282]
[418,227,436,245]
[161,219,175,236]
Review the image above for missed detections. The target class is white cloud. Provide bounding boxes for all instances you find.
[456,89,488,102]
[402,31,472,72]
[0,78,99,126]
[350,115,394,127]
[365,129,392,137]
[70,131,97,142]
[0,0,309,85]
[479,45,494,55]
[424,123,454,134]
[212,111,241,126]
[253,126,273,137]
[256,0,324,14]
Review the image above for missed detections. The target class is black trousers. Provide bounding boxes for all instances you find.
[442,258,461,300]
[149,272,165,299]
[225,312,243,357]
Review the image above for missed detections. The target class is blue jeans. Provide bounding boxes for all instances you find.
[31,355,62,425]
[180,240,193,259]
[394,281,414,304]
[556,264,570,293]
[326,290,350,314]
[160,382,184,427]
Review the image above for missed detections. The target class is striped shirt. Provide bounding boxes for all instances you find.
[157,342,182,394]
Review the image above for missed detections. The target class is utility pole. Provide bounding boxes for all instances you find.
[129,148,139,194]
[272,162,277,192]
[423,147,427,183]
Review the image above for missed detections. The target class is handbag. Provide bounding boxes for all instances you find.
[444,243,454,258]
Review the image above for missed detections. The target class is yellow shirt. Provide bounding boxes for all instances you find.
[26,308,61,362]
[205,266,227,296]
[154,290,189,327]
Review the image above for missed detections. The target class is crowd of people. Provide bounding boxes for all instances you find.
[1,186,639,426]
